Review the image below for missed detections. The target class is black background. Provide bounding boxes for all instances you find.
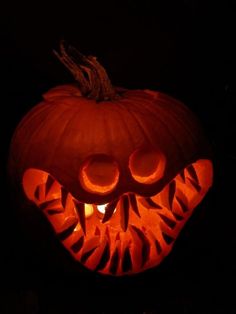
[1,0,236,313]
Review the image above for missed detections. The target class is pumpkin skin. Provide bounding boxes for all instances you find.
[8,45,213,275]
[9,84,213,275]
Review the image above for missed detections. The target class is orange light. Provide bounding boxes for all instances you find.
[22,159,213,276]
[79,155,120,195]
[97,204,107,214]
[84,204,94,218]
[81,170,119,194]
[129,149,166,184]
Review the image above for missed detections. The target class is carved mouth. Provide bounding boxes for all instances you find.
[23,159,212,275]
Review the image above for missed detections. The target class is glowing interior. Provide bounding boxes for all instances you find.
[97,204,108,214]
[22,159,213,276]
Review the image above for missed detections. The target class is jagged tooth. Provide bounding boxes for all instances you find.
[94,226,101,236]
[80,236,101,263]
[47,208,65,215]
[34,184,45,201]
[39,199,61,211]
[61,187,68,209]
[81,236,101,263]
[168,181,176,210]
[95,242,110,271]
[115,232,120,241]
[188,177,201,192]
[154,239,162,254]
[120,195,129,232]
[141,243,150,267]
[45,175,55,196]
[176,196,188,213]
[122,246,132,272]
[129,194,141,217]
[81,247,97,263]
[187,164,199,184]
[129,225,150,267]
[172,212,184,221]
[73,200,86,235]
[105,227,111,243]
[34,185,40,200]
[82,236,100,253]
[57,221,78,241]
[140,197,162,209]
[159,213,176,229]
[162,232,174,245]
[141,226,147,232]
[71,236,84,253]
[102,199,118,223]
[147,229,162,255]
[109,248,119,275]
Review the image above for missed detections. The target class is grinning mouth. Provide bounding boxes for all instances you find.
[23,159,213,275]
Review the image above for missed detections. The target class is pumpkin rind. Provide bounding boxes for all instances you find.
[9,85,211,205]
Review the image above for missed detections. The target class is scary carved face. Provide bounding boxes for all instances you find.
[9,85,213,275]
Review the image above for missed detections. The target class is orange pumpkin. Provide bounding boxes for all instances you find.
[8,42,213,275]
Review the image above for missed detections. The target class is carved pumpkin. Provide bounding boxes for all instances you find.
[8,42,213,276]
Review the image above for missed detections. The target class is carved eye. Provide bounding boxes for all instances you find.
[129,148,166,184]
[79,154,120,194]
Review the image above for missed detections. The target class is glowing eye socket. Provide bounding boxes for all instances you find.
[79,155,119,195]
[129,148,166,184]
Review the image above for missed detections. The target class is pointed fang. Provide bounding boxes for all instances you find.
[168,181,176,210]
[45,175,55,196]
[120,195,129,232]
[102,199,118,223]
[61,187,68,208]
[187,164,199,185]
[73,200,86,235]
[140,197,162,209]
[95,242,110,271]
[129,194,141,217]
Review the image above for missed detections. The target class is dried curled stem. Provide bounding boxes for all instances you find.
[54,41,118,101]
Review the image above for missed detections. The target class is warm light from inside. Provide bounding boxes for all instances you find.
[97,204,107,214]
[22,159,213,275]
[84,204,94,218]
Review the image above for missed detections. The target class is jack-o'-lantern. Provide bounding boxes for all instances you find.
[8,42,213,276]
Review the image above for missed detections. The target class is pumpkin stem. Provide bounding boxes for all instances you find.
[54,41,118,101]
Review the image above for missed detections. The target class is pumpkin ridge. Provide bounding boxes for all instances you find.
[120,98,156,146]
[129,95,193,162]
[113,102,139,149]
[15,105,59,170]
[138,100,188,159]
[14,102,51,135]
[123,97,186,163]
[156,96,203,149]
[38,108,78,172]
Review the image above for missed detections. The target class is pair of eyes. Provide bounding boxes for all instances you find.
[80,149,166,195]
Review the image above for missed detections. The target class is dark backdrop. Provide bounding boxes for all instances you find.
[1,1,235,313]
